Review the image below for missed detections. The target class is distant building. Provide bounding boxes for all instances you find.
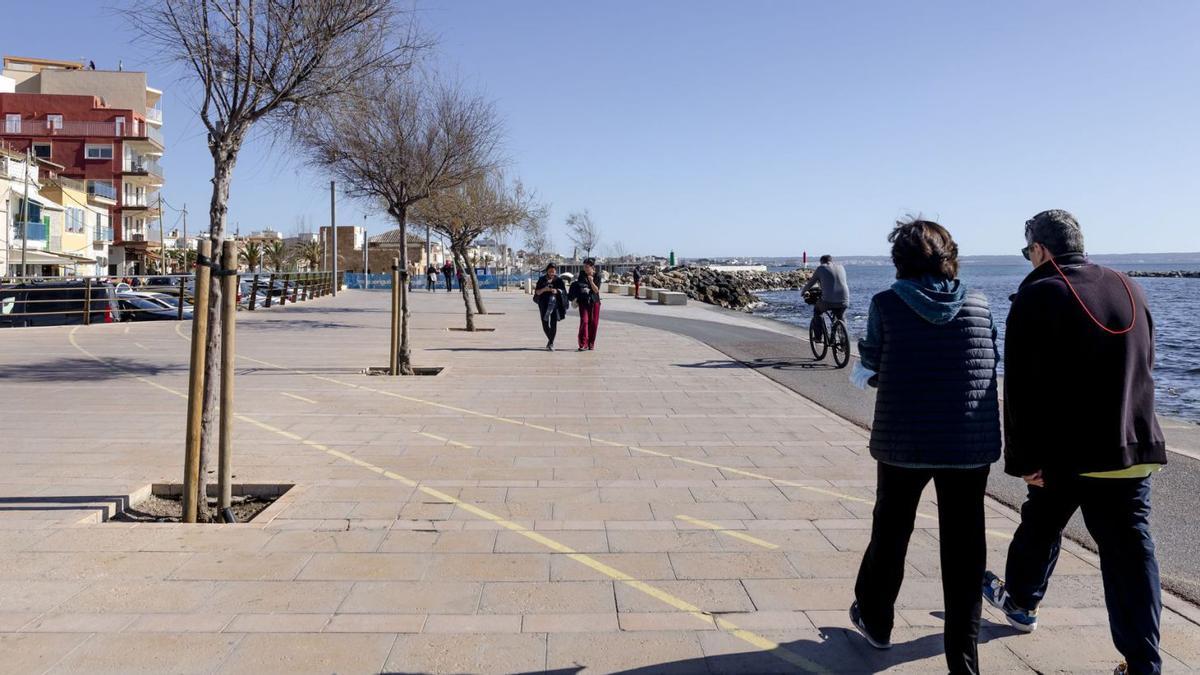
[1,55,165,274]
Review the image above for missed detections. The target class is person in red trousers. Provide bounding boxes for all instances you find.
[568,258,602,351]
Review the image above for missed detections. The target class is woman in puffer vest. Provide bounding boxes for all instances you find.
[847,218,1001,675]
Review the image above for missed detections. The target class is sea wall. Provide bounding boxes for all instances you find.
[1127,270,1200,278]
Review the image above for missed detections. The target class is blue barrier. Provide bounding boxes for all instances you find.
[343,272,538,291]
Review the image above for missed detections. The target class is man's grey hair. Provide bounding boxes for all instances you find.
[1025,209,1085,256]
[819,254,833,264]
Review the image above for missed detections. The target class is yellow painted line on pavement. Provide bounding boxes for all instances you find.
[133,342,147,350]
[71,327,185,400]
[281,392,317,404]
[221,347,1014,542]
[417,431,471,449]
[676,514,781,550]
[80,327,826,673]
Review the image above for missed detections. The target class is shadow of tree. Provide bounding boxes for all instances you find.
[238,319,360,331]
[0,357,185,382]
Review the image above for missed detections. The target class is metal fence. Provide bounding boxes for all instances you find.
[1,271,337,328]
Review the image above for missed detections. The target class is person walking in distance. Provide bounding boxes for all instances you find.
[632,266,641,298]
[983,210,1166,675]
[848,218,1000,675]
[425,263,437,292]
[441,259,454,292]
[533,263,567,350]
[568,258,602,351]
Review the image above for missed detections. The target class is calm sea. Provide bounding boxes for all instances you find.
[753,262,1200,423]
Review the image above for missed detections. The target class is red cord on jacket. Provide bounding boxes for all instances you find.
[1049,258,1137,335]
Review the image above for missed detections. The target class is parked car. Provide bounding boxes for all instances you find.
[0,281,122,327]
[122,291,193,319]
[117,293,189,322]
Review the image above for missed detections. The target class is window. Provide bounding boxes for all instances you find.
[85,144,113,160]
[66,207,86,233]
[32,142,52,159]
[46,114,63,130]
[4,114,19,133]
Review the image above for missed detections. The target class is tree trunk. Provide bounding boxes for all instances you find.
[396,206,414,375]
[454,244,475,331]
[467,260,487,315]
[196,148,235,522]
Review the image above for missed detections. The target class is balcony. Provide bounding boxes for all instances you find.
[145,107,163,124]
[121,190,160,211]
[56,176,87,193]
[87,180,118,201]
[94,226,114,243]
[11,221,49,244]
[1,118,164,150]
[122,157,164,185]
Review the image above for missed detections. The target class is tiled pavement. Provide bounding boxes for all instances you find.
[1,289,1198,674]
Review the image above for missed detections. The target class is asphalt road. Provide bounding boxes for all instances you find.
[606,307,1200,606]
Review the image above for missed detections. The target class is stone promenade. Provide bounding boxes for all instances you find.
[0,289,1197,674]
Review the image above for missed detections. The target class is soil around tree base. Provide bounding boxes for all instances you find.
[111,494,276,523]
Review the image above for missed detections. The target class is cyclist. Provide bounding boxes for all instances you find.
[801,254,850,329]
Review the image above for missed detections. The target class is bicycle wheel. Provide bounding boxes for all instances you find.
[809,314,829,360]
[831,320,851,369]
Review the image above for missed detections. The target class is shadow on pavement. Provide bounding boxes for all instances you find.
[0,494,130,516]
[0,357,184,382]
[429,347,547,353]
[238,319,361,331]
[676,356,840,372]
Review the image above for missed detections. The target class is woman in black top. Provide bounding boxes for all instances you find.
[534,263,567,350]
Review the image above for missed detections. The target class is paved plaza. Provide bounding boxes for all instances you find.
[1,289,1198,674]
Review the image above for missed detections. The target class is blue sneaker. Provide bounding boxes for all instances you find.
[983,570,1038,633]
[848,601,891,649]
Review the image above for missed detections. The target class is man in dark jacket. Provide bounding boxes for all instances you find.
[984,210,1166,675]
[442,260,454,292]
[533,263,567,350]
[849,219,1000,675]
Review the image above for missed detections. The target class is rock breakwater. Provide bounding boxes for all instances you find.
[617,266,813,310]
[1127,270,1200,278]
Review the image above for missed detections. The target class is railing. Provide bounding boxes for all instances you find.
[1,271,337,328]
[55,176,87,193]
[11,222,49,242]
[0,119,164,146]
[122,190,160,208]
[88,181,118,200]
[145,107,163,124]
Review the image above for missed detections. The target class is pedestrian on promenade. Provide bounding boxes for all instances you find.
[848,218,1000,674]
[442,259,454,292]
[983,210,1166,675]
[568,257,602,351]
[456,264,465,291]
[425,264,437,292]
[534,262,567,350]
[632,266,641,298]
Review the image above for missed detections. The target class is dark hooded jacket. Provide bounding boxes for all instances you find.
[859,277,1001,467]
[1003,254,1165,478]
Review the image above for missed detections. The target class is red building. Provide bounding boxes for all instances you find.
[1,56,164,274]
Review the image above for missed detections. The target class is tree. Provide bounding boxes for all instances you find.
[294,240,322,270]
[264,240,288,272]
[606,240,629,261]
[566,209,599,258]
[133,0,419,520]
[168,248,197,273]
[239,241,263,272]
[412,173,543,327]
[298,73,501,371]
[522,213,553,270]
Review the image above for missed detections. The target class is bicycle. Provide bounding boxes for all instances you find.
[804,289,852,369]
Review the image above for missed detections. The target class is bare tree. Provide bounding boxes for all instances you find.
[522,212,553,270]
[606,240,629,261]
[566,209,599,258]
[299,72,502,370]
[412,172,543,326]
[133,0,419,520]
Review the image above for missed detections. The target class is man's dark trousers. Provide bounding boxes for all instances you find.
[855,462,989,674]
[1004,475,1161,674]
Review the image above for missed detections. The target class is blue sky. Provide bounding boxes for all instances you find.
[7,1,1199,257]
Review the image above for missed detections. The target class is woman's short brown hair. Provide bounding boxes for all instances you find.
[888,217,959,280]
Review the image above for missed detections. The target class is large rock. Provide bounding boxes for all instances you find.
[615,266,812,311]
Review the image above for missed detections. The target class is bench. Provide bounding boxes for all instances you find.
[657,291,687,306]
[638,286,657,299]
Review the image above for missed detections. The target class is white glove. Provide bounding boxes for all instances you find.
[850,362,877,390]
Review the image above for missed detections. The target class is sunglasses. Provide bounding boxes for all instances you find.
[1021,243,1041,261]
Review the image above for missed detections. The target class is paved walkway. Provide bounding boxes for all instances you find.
[0,289,1197,674]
